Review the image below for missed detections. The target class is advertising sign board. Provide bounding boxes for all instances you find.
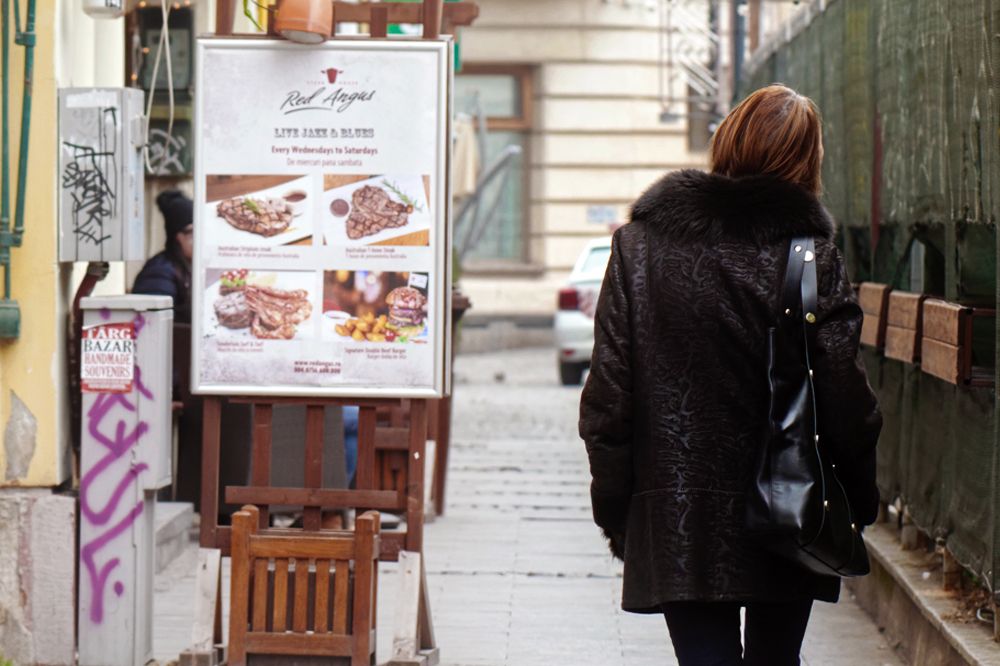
[81,322,136,393]
[193,38,452,398]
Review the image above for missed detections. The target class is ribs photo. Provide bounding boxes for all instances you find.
[346,185,409,239]
[244,285,313,340]
[217,197,293,237]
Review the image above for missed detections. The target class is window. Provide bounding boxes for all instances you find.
[454,65,533,266]
[580,247,612,275]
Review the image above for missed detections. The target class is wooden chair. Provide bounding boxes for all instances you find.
[229,505,380,666]
[884,292,928,364]
[858,283,891,350]
[921,300,996,387]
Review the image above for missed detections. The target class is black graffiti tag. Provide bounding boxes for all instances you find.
[63,107,119,247]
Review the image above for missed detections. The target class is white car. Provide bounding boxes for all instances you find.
[554,236,612,385]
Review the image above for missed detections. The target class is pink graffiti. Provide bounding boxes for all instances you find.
[80,356,155,624]
[132,312,146,337]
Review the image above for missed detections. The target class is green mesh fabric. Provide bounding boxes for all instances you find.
[740,0,999,596]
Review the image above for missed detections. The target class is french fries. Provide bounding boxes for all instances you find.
[336,311,390,342]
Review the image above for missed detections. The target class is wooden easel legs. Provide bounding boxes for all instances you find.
[386,551,438,666]
[180,548,226,666]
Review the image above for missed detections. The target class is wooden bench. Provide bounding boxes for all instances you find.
[858,283,891,350]
[921,300,996,386]
[884,292,928,364]
[228,506,380,666]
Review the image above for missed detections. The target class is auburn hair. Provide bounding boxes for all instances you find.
[711,85,823,194]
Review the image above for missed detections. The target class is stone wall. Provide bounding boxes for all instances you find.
[0,491,76,666]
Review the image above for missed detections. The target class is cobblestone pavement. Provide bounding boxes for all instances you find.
[154,347,905,666]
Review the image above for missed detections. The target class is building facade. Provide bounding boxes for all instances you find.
[456,0,711,321]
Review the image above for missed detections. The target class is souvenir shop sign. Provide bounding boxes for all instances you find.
[81,322,135,393]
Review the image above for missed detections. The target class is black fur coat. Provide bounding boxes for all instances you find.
[579,170,882,612]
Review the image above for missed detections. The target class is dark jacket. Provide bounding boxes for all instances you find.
[132,251,191,324]
[579,170,882,612]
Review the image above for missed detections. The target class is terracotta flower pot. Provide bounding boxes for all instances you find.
[275,0,332,44]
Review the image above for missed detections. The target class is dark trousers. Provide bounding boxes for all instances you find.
[661,599,813,666]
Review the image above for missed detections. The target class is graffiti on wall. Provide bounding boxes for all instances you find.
[62,107,119,249]
[79,313,152,624]
[146,120,193,176]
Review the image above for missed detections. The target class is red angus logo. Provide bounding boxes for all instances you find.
[323,68,344,84]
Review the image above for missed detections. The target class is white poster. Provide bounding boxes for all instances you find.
[192,39,452,397]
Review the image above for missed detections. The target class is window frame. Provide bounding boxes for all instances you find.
[455,63,536,271]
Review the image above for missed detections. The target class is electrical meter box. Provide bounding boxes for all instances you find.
[58,88,146,262]
[79,294,173,490]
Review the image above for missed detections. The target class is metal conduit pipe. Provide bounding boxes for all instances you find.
[0,0,36,338]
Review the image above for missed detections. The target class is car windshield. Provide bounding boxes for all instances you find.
[579,247,611,275]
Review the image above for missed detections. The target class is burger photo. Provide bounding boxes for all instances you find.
[385,286,428,338]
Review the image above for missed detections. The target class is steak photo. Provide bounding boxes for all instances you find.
[213,291,252,329]
[346,185,409,239]
[217,197,293,237]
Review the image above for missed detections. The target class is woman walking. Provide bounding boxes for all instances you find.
[579,85,882,665]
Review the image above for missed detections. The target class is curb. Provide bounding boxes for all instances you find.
[155,501,195,574]
[846,523,997,666]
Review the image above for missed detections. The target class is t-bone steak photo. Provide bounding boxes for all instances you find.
[213,291,252,329]
[346,185,409,240]
[217,197,293,237]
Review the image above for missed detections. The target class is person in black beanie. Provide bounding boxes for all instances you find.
[133,190,193,323]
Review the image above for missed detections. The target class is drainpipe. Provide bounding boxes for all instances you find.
[0,0,36,338]
[12,0,33,239]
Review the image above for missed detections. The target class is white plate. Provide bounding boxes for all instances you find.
[205,175,316,247]
[322,174,431,247]
[203,273,316,341]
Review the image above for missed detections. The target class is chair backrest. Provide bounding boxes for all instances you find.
[228,506,380,666]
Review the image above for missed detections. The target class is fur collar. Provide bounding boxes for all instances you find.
[630,169,835,244]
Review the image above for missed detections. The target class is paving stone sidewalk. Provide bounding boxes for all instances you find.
[154,347,907,666]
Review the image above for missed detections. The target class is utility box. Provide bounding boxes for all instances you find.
[58,88,146,262]
[78,295,172,666]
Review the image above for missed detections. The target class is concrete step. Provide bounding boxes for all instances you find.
[155,502,195,575]
[847,522,998,666]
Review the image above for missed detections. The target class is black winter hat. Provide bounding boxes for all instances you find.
[157,190,193,238]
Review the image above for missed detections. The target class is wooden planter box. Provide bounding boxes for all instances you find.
[859,283,891,350]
